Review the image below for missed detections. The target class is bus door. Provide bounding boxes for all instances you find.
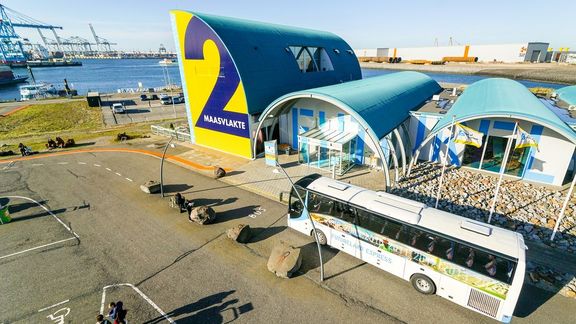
[330,202,361,258]
[356,210,406,278]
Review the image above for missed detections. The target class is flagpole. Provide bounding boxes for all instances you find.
[435,115,456,209]
[488,122,518,223]
[551,174,576,241]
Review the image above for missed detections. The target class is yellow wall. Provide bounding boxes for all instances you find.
[171,11,253,158]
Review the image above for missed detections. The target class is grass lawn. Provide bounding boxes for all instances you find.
[0,101,102,140]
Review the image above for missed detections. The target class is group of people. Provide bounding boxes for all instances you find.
[173,192,194,215]
[96,301,127,324]
[46,137,74,149]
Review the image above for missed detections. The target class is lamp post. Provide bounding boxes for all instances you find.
[273,161,324,282]
[160,137,175,198]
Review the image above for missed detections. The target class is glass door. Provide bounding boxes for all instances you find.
[481,136,508,173]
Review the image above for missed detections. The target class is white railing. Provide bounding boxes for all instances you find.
[151,125,191,142]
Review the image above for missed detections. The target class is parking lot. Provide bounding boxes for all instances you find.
[101,94,188,125]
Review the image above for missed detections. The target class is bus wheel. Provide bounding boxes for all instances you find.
[311,229,327,245]
[410,274,436,295]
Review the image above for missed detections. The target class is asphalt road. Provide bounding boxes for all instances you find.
[0,151,574,323]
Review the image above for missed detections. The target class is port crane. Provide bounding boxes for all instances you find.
[0,3,62,64]
[89,23,116,54]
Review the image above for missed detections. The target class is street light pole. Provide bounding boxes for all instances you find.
[274,161,324,282]
[160,136,175,198]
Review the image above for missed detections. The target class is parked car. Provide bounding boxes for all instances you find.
[140,94,148,101]
[160,96,172,105]
[112,103,125,113]
[149,94,159,100]
[172,96,184,104]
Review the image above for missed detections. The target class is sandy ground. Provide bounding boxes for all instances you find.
[360,62,576,85]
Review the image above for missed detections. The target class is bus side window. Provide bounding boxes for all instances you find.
[381,220,401,240]
[341,205,356,224]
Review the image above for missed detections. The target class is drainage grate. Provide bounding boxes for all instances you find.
[467,289,501,318]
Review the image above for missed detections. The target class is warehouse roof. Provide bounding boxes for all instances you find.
[182,11,362,114]
[431,78,576,144]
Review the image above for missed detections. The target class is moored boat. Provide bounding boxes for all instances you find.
[0,65,28,86]
[19,83,58,101]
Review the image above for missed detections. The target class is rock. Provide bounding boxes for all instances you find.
[189,205,216,225]
[226,224,251,243]
[267,241,302,278]
[213,166,226,179]
[140,180,161,194]
[529,272,540,283]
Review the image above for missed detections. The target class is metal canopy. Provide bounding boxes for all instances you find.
[298,127,357,151]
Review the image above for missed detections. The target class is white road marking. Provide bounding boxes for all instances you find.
[78,162,87,165]
[57,162,69,165]
[0,196,80,240]
[94,164,101,167]
[105,168,112,171]
[100,283,175,323]
[115,172,122,176]
[32,163,45,167]
[38,299,70,312]
[125,178,133,182]
[0,237,76,260]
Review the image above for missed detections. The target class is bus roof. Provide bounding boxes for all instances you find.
[301,176,524,259]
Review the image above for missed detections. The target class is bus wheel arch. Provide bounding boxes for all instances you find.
[410,273,436,295]
[310,229,327,245]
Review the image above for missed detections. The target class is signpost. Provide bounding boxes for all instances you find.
[264,140,278,167]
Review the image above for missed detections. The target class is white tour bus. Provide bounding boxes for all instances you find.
[287,174,526,323]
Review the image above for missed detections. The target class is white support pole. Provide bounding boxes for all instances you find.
[488,122,518,223]
[551,174,576,241]
[435,116,456,209]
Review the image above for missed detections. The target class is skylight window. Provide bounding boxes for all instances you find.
[288,46,334,73]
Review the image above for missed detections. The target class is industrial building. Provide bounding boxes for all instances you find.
[355,42,551,63]
[171,12,576,188]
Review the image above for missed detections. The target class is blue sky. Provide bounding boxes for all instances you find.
[5,0,575,52]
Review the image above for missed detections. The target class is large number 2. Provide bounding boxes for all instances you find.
[184,17,250,138]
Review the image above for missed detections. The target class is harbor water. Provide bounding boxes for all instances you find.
[0,59,567,101]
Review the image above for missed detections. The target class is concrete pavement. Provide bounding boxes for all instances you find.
[1,149,575,322]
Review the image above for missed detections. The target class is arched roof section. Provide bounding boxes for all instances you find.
[431,78,576,144]
[556,85,576,105]
[192,12,362,114]
[268,71,441,139]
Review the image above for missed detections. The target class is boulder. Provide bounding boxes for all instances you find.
[226,224,251,243]
[267,241,302,278]
[189,205,216,225]
[213,166,226,179]
[140,180,161,194]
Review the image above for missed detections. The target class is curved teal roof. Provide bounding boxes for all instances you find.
[192,12,362,114]
[431,78,576,143]
[271,71,441,138]
[556,85,576,105]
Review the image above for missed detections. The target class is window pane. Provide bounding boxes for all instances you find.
[462,136,484,168]
[505,140,529,177]
[289,188,305,218]
[481,136,508,173]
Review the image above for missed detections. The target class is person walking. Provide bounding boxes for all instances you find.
[113,301,127,324]
[107,302,117,322]
[96,314,112,324]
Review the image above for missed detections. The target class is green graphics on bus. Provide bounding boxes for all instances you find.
[309,213,510,300]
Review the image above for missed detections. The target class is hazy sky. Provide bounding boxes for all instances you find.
[5,0,575,52]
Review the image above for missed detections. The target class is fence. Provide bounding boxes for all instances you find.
[151,125,192,143]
